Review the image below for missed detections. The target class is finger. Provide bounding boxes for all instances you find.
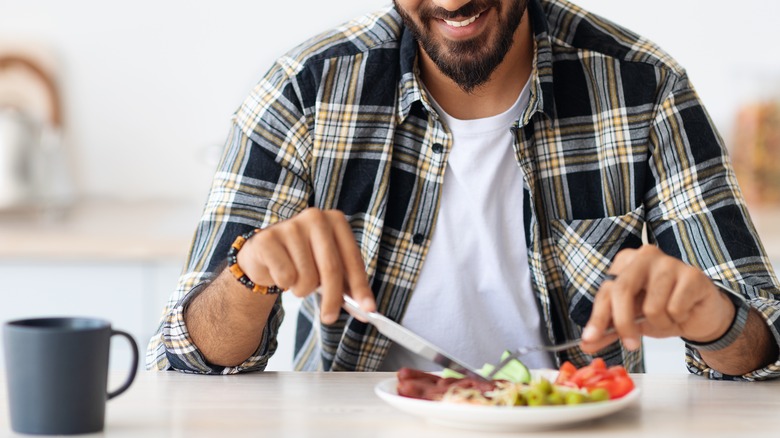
[307,213,346,324]
[641,260,678,336]
[240,231,296,289]
[280,222,320,297]
[666,269,704,326]
[581,280,615,353]
[582,332,621,354]
[327,211,375,313]
[607,247,639,275]
[609,264,648,351]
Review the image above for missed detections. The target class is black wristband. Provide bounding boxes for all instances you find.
[682,281,750,352]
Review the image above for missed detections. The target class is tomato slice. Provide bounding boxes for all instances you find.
[590,357,607,371]
[570,363,600,386]
[607,365,629,378]
[608,376,635,398]
[555,361,577,385]
[555,359,634,399]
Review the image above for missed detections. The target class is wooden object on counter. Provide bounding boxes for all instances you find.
[732,101,780,205]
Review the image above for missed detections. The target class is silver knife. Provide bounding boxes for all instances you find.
[342,295,490,382]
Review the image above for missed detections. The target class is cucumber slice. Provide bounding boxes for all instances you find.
[479,351,531,383]
[444,351,531,383]
[440,368,465,379]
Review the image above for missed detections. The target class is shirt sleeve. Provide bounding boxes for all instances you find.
[645,71,780,380]
[146,56,313,373]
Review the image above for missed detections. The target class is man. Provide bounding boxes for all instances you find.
[148,0,780,379]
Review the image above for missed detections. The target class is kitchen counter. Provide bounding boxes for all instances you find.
[0,199,201,261]
[3,371,780,437]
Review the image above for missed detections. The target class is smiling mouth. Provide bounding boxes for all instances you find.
[442,13,481,28]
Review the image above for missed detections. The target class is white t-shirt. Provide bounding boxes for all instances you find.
[380,80,554,371]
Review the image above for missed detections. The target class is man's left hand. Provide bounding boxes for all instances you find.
[580,245,736,353]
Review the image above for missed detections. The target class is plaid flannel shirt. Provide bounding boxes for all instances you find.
[147,0,780,380]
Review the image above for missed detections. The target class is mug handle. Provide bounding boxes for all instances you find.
[107,329,139,400]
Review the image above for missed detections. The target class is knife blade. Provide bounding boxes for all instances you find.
[341,295,489,382]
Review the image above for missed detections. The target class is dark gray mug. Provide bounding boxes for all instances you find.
[3,317,138,435]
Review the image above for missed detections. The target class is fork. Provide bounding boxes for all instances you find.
[484,316,645,380]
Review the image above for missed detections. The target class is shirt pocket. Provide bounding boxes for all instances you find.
[550,205,645,327]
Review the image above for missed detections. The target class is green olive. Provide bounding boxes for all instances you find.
[525,388,547,406]
[546,392,564,405]
[533,378,554,395]
[564,391,588,405]
[589,388,610,402]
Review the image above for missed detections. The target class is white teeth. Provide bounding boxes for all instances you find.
[443,13,480,28]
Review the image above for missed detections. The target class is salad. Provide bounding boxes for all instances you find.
[396,355,634,407]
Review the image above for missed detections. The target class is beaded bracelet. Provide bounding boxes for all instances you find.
[226,228,283,295]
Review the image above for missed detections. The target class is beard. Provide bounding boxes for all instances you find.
[395,0,528,93]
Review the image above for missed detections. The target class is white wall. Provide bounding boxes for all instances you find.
[2,0,779,204]
[0,0,390,204]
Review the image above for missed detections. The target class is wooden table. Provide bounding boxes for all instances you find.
[2,371,780,437]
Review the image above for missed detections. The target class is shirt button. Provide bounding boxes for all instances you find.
[431,143,444,154]
[412,234,425,244]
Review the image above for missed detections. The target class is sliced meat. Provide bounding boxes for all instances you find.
[396,367,497,401]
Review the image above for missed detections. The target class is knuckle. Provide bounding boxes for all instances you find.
[642,301,664,319]
[273,267,298,290]
[295,274,320,295]
[632,245,657,264]
[666,303,687,321]
[281,218,301,233]
[252,228,274,246]
[612,250,628,263]
[652,254,673,270]
[607,280,628,298]
[639,244,660,256]
[612,248,635,265]
[594,285,612,303]
[324,209,347,221]
[683,265,701,282]
[300,207,324,221]
[290,286,310,298]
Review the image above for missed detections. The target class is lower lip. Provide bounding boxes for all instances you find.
[434,9,492,40]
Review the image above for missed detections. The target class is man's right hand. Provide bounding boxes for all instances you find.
[185,208,375,367]
[237,208,376,323]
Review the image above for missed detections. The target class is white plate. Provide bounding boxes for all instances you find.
[374,372,640,432]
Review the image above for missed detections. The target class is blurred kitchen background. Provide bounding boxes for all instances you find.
[1,0,778,373]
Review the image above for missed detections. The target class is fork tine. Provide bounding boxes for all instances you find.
[484,316,645,380]
[484,356,512,380]
[484,349,528,380]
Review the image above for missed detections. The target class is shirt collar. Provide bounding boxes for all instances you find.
[395,0,557,125]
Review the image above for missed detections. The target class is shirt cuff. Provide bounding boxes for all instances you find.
[685,296,780,381]
[160,280,283,374]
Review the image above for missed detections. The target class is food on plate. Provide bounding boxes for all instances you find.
[440,350,531,383]
[396,357,634,407]
[554,358,635,400]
